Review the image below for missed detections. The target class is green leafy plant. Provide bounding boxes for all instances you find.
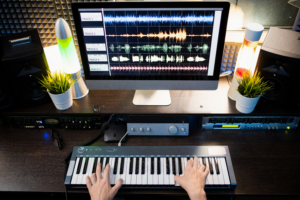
[236,71,273,98]
[38,70,75,94]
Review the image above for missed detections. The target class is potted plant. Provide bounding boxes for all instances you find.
[235,71,273,114]
[39,70,75,110]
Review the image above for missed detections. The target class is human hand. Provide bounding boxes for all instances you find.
[174,157,209,200]
[86,163,123,200]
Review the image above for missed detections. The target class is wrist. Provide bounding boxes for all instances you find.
[189,189,206,200]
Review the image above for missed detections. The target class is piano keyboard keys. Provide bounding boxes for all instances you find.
[70,156,231,187]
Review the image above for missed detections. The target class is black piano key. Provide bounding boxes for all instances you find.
[76,157,83,174]
[92,157,98,173]
[105,157,110,167]
[83,157,89,174]
[135,157,139,175]
[178,158,182,175]
[100,157,104,170]
[172,157,176,175]
[120,157,125,174]
[113,158,118,174]
[187,157,190,160]
[214,157,220,174]
[208,158,214,174]
[202,157,206,167]
[129,157,133,174]
[151,157,154,174]
[166,157,170,174]
[142,157,145,174]
[157,157,161,175]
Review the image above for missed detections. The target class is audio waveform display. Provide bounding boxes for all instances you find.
[106,28,211,42]
[109,43,183,54]
[187,44,209,54]
[104,13,214,25]
[110,65,208,71]
[111,56,130,62]
[110,55,206,63]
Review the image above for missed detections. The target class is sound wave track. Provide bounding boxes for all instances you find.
[104,13,214,25]
[106,28,211,42]
[109,43,183,54]
[110,65,208,72]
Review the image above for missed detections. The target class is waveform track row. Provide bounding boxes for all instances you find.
[109,43,183,53]
[106,28,211,42]
[110,66,208,71]
[104,13,214,25]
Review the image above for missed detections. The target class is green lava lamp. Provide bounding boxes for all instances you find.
[55,18,89,99]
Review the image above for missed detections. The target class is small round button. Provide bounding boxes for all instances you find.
[139,127,144,132]
[181,128,186,132]
[146,127,151,132]
[78,147,85,153]
[130,127,135,131]
[168,125,178,135]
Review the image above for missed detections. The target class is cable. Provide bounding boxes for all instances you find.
[65,185,68,200]
[118,131,128,146]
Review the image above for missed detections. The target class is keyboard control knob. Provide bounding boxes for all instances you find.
[139,127,144,132]
[169,125,178,135]
[78,147,85,153]
[146,127,151,132]
[181,128,186,132]
[130,127,135,131]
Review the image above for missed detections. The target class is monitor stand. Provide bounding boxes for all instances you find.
[132,90,171,106]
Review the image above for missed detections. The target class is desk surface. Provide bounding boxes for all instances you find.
[4,78,300,115]
[0,125,299,196]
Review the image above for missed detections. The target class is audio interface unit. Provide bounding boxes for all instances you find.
[127,115,189,136]
[7,116,102,129]
[202,116,300,130]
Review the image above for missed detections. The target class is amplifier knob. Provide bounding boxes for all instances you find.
[139,128,144,132]
[181,128,186,132]
[169,125,178,135]
[130,127,135,131]
[146,127,151,132]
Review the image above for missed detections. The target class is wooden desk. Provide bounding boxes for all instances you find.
[0,125,299,199]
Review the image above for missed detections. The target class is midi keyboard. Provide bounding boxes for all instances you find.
[65,146,236,189]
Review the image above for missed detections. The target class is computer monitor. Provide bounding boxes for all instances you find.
[72,1,229,105]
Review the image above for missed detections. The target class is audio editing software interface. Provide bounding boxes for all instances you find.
[79,8,222,78]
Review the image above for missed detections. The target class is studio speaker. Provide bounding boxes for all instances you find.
[0,29,50,110]
[256,27,300,108]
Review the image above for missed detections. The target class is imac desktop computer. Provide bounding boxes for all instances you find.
[72,1,230,105]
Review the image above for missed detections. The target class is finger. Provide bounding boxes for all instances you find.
[96,163,103,180]
[111,178,123,197]
[86,176,92,190]
[204,166,210,177]
[174,175,182,186]
[103,163,110,181]
[91,173,97,184]
[199,164,206,172]
[193,157,198,169]
[187,159,193,168]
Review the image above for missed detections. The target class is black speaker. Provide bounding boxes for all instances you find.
[0,29,50,109]
[256,27,300,108]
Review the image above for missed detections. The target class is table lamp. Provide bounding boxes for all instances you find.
[55,18,89,99]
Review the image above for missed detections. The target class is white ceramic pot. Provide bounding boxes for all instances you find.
[236,92,260,114]
[48,88,73,110]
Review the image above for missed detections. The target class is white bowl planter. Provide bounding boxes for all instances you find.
[236,92,260,114]
[48,88,73,110]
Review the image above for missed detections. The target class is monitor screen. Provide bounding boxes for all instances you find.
[72,1,229,90]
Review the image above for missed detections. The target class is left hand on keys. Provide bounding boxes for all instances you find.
[86,163,123,200]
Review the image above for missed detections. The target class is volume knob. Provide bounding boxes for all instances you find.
[168,125,178,135]
[78,147,85,153]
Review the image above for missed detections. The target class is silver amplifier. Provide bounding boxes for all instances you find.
[127,115,189,136]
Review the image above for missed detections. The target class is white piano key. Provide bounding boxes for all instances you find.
[102,157,106,177]
[153,157,158,185]
[76,157,86,184]
[131,157,137,185]
[182,158,187,176]
[163,158,170,185]
[210,158,219,185]
[206,158,213,185]
[180,157,185,177]
[169,157,175,185]
[109,157,115,185]
[147,158,153,185]
[216,158,225,185]
[220,158,230,185]
[114,157,121,183]
[136,157,142,185]
[88,158,95,177]
[214,158,224,185]
[158,157,164,184]
[199,157,208,185]
[120,157,127,182]
[141,157,147,185]
[82,157,93,185]
[175,158,179,186]
[124,157,131,185]
[71,157,80,185]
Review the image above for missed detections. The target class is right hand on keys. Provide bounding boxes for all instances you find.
[86,163,123,200]
[174,156,210,200]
